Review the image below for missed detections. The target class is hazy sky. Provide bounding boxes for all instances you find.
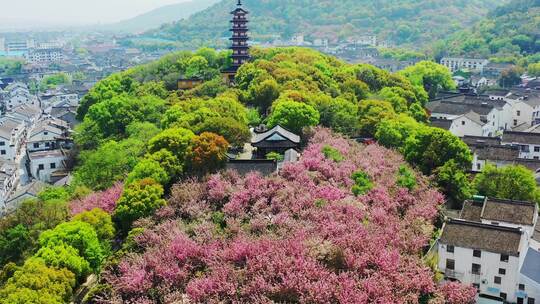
[0,0,189,29]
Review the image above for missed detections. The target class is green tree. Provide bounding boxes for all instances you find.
[114,179,167,231]
[74,139,144,190]
[34,244,91,280]
[39,221,104,270]
[435,160,473,206]
[246,78,280,114]
[528,62,540,77]
[499,67,524,88]
[403,127,472,175]
[148,128,195,162]
[399,61,455,99]
[126,158,170,186]
[0,225,30,266]
[193,116,251,147]
[375,115,421,149]
[147,149,183,181]
[267,99,320,134]
[357,100,396,137]
[72,208,115,243]
[0,258,75,304]
[473,164,540,204]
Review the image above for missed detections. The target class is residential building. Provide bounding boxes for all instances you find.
[437,197,540,304]
[440,58,489,73]
[502,132,540,160]
[3,180,46,214]
[0,117,27,161]
[0,160,18,205]
[25,48,64,64]
[26,119,71,153]
[27,149,67,183]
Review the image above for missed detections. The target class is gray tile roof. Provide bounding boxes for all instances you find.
[473,145,520,161]
[440,219,522,256]
[427,100,494,116]
[460,200,484,222]
[520,248,540,284]
[226,160,277,176]
[251,125,300,145]
[482,198,537,226]
[462,136,502,147]
[502,131,540,145]
[429,118,452,130]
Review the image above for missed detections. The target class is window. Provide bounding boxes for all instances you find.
[473,250,481,258]
[38,164,44,170]
[471,263,481,275]
[45,142,50,147]
[50,163,56,169]
[535,146,540,152]
[518,298,524,304]
[462,121,466,125]
[44,132,48,135]
[517,110,521,116]
[519,284,525,291]
[500,293,507,301]
[447,245,454,253]
[0,150,5,155]
[500,254,509,262]
[0,141,4,146]
[499,268,506,275]
[33,143,39,148]
[446,259,455,270]
[528,298,535,304]
[477,164,481,170]
[494,276,501,284]
[472,283,480,290]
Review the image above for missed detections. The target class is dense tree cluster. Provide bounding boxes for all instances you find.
[1,47,484,303]
[99,129,475,303]
[144,0,501,49]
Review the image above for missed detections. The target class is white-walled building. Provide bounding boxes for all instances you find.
[438,197,540,304]
[25,48,64,64]
[502,132,540,160]
[28,149,67,183]
[440,58,489,73]
[0,117,27,161]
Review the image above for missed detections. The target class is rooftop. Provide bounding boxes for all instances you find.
[462,136,502,147]
[482,198,537,226]
[473,145,520,162]
[520,248,540,284]
[440,219,522,256]
[251,125,300,145]
[28,149,65,160]
[502,131,540,145]
[429,118,452,130]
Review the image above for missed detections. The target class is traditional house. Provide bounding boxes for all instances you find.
[502,132,540,160]
[27,149,67,183]
[251,125,300,159]
[437,197,540,304]
[3,180,46,214]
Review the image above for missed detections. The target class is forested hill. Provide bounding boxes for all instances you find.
[438,0,540,61]
[145,0,504,48]
[103,0,220,33]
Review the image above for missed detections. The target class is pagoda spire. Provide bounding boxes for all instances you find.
[222,0,250,81]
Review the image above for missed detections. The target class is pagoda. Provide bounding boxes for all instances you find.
[223,0,250,83]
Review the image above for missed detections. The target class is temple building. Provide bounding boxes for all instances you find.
[222,0,250,83]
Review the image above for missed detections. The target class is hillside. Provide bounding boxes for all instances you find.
[142,0,505,48]
[104,0,220,33]
[439,0,540,62]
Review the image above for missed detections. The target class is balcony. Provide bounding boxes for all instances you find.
[444,269,464,281]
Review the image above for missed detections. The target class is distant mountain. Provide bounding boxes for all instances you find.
[439,0,540,59]
[142,0,506,48]
[105,0,220,33]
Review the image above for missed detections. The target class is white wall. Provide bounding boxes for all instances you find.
[438,243,522,302]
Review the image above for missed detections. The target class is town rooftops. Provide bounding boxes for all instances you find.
[251,125,300,145]
[427,100,494,116]
[473,145,520,162]
[440,219,522,256]
[226,159,277,176]
[520,248,540,284]
[429,118,452,130]
[5,180,47,208]
[28,149,65,160]
[502,131,540,145]
[482,198,537,226]
[462,136,502,147]
[460,197,537,226]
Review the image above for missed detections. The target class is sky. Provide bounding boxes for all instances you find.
[0,0,189,29]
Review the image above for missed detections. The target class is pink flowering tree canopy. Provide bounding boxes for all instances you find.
[101,128,474,303]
